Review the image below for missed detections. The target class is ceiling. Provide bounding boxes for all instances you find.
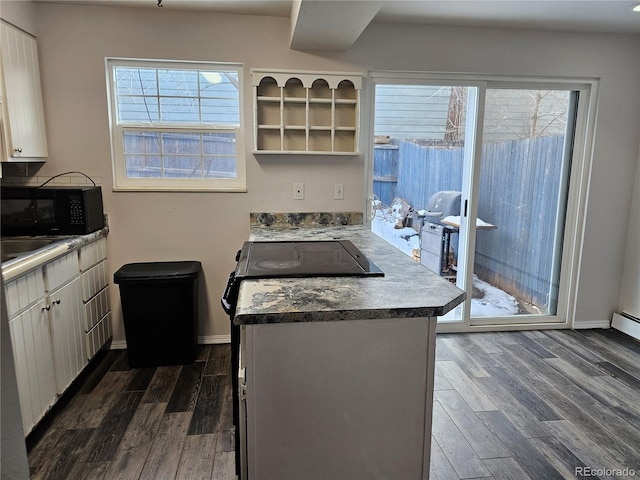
[34,0,640,50]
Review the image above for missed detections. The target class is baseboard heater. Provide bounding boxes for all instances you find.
[611,312,640,341]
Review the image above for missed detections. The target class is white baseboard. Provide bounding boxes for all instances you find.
[611,312,640,341]
[109,340,127,350]
[108,334,231,350]
[572,319,611,329]
[199,334,231,345]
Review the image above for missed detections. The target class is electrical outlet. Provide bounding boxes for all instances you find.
[334,183,344,200]
[293,183,304,200]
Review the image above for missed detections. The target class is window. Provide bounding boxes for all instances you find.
[106,58,245,191]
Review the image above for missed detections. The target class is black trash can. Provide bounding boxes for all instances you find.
[114,261,201,368]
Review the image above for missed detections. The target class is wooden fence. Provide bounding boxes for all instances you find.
[373,135,566,308]
[123,131,237,178]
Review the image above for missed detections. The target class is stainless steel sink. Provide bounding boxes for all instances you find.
[1,238,65,265]
[1,238,59,256]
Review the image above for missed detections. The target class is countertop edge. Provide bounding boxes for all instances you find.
[2,228,108,282]
[234,300,465,325]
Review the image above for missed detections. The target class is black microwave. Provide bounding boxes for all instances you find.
[1,186,105,236]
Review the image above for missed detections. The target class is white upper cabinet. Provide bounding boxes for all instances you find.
[0,21,48,162]
[252,69,362,155]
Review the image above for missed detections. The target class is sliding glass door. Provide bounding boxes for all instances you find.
[367,74,590,329]
[471,88,577,324]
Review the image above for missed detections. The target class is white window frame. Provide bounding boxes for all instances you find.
[105,57,246,192]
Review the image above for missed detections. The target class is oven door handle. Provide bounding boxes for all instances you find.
[221,297,233,316]
[221,271,238,316]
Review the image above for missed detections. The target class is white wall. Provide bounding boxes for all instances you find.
[10,3,640,343]
[0,0,38,35]
[617,46,640,319]
[618,139,640,318]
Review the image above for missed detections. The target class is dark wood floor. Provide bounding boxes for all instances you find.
[431,329,640,480]
[27,344,235,480]
[27,329,640,480]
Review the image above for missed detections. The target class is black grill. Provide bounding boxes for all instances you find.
[424,190,462,225]
[421,191,462,277]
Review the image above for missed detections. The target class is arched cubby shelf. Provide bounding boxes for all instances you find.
[251,69,362,155]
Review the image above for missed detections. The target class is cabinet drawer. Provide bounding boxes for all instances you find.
[44,251,79,291]
[79,238,107,271]
[84,286,110,332]
[81,259,108,302]
[85,311,112,360]
[4,267,45,318]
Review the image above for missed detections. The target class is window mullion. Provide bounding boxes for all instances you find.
[159,131,165,178]
[198,72,203,124]
[155,69,161,124]
[200,133,205,177]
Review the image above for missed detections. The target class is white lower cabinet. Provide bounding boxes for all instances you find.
[241,316,437,480]
[4,237,111,435]
[8,299,56,435]
[48,276,85,394]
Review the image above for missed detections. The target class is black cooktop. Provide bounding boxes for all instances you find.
[221,240,384,318]
[236,240,384,279]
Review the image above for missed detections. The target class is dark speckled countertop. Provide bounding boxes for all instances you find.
[234,225,466,325]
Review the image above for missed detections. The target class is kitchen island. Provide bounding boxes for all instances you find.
[234,223,465,480]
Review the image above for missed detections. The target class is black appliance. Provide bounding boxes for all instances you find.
[421,191,462,277]
[424,190,462,226]
[1,186,104,236]
[222,239,384,315]
[221,240,384,474]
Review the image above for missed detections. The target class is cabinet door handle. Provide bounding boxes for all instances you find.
[14,147,22,153]
[43,299,61,311]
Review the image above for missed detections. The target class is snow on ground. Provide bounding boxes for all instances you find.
[371,212,421,254]
[371,211,520,317]
[466,277,520,317]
